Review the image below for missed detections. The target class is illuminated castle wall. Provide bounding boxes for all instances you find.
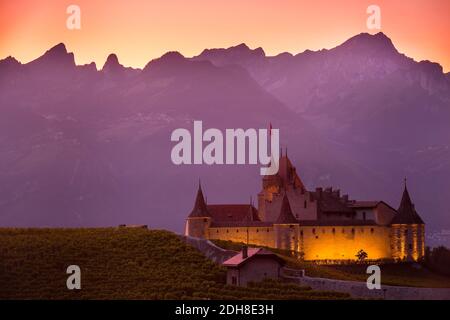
[185,153,425,262]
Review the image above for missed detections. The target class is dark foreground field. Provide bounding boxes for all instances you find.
[0,228,350,300]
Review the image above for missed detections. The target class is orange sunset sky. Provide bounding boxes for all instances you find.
[0,0,449,71]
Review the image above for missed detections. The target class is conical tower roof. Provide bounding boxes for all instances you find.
[275,193,298,224]
[243,198,261,222]
[264,150,305,190]
[188,182,210,218]
[391,182,424,225]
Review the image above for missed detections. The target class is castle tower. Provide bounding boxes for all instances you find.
[273,193,300,251]
[258,150,307,221]
[390,181,425,261]
[184,182,212,238]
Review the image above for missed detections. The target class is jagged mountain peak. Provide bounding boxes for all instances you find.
[104,53,120,66]
[228,43,265,56]
[102,53,123,72]
[338,32,398,55]
[47,42,68,55]
[28,42,75,68]
[197,43,266,61]
[143,51,188,71]
[0,55,21,67]
[159,51,185,61]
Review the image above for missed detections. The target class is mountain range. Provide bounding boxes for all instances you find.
[0,32,449,241]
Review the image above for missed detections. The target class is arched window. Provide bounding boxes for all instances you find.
[304,200,307,209]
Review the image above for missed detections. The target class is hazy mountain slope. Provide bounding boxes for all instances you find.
[0,33,449,233]
[0,44,362,229]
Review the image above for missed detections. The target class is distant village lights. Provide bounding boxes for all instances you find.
[170,121,280,175]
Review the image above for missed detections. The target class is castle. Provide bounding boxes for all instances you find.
[185,153,425,262]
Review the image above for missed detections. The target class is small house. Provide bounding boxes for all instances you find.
[222,246,285,286]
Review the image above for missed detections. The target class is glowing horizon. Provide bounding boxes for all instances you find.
[1,0,449,71]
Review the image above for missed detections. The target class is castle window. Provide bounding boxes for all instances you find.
[256,229,259,233]
[236,229,239,233]
[332,228,335,234]
[312,228,316,234]
[267,229,269,232]
[300,230,303,236]
[362,212,366,220]
[351,228,355,234]
[405,230,408,236]
[371,228,374,233]
[226,229,229,233]
[216,230,219,233]
[304,200,307,209]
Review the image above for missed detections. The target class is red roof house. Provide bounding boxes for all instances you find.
[222,247,285,286]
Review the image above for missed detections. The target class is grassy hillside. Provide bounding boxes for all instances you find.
[0,228,349,300]
[212,239,450,288]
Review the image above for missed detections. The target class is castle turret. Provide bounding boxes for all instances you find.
[258,150,307,221]
[390,181,425,261]
[274,193,300,251]
[185,182,212,238]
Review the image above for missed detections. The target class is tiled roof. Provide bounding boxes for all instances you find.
[349,201,380,208]
[349,200,398,213]
[312,191,355,214]
[222,248,285,267]
[207,204,260,222]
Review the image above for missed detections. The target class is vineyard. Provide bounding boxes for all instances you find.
[0,228,349,299]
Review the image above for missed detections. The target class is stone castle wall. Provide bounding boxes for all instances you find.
[208,226,275,248]
[299,225,392,260]
[200,223,394,261]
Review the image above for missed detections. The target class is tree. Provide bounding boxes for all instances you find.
[356,249,368,262]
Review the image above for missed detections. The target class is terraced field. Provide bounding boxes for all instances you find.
[0,228,349,299]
